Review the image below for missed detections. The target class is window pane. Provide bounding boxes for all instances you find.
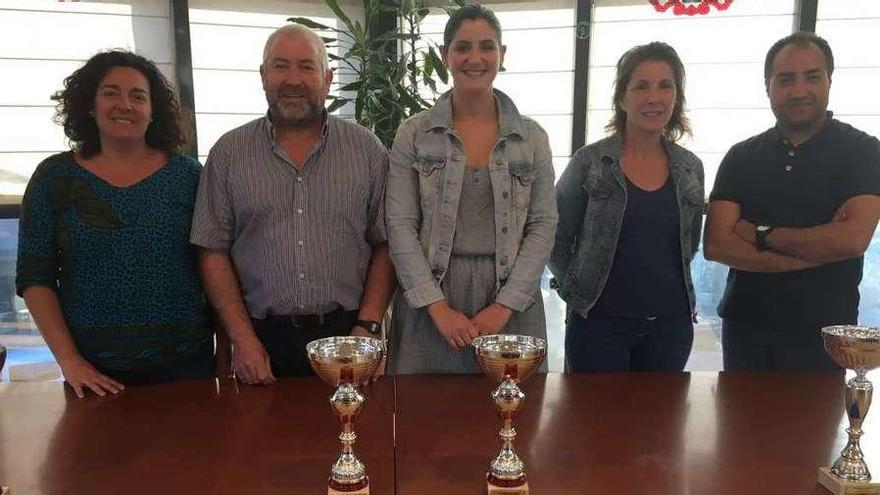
[817,2,880,325]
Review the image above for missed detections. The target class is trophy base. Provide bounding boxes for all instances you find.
[819,467,880,495]
[328,477,369,495]
[328,487,368,495]
[487,481,529,494]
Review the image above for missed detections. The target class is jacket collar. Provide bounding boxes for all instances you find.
[423,88,525,139]
[597,133,691,172]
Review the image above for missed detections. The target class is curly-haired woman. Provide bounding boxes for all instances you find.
[16,50,214,396]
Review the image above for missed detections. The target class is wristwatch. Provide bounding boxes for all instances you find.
[355,319,382,337]
[755,225,775,251]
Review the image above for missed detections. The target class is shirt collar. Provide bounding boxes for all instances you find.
[264,108,330,148]
[422,88,525,139]
[768,110,835,147]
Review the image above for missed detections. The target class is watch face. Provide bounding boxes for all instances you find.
[358,321,381,335]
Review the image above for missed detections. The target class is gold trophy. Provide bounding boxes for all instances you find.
[473,334,547,495]
[306,336,384,495]
[819,325,880,495]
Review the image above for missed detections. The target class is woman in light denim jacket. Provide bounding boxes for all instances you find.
[386,5,557,374]
[550,42,704,372]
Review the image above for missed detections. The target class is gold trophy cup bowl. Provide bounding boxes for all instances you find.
[819,325,880,495]
[307,336,384,495]
[473,334,546,495]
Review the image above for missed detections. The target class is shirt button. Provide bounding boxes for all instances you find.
[297,240,304,246]
[299,273,305,279]
[785,165,792,172]
[296,177,303,183]
[787,150,795,157]
[297,208,303,214]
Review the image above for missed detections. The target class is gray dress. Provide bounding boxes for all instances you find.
[389,167,547,374]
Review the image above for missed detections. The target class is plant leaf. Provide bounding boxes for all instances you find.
[323,0,353,30]
[288,17,333,31]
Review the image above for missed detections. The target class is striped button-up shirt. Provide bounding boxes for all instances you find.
[191,114,388,317]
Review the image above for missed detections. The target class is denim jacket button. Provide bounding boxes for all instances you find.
[502,191,509,199]
[501,227,508,234]
[496,160,503,166]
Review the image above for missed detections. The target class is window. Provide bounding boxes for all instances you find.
[817,0,880,325]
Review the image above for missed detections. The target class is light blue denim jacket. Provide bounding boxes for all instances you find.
[386,89,558,311]
[549,134,704,319]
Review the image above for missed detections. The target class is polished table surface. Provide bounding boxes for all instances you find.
[0,372,870,494]
[0,378,395,494]
[396,372,861,495]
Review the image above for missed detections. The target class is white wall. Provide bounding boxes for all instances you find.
[0,0,173,198]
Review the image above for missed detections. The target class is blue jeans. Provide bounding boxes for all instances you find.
[722,318,840,371]
[565,312,694,372]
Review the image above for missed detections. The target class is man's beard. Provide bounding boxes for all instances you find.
[269,92,322,128]
[773,98,825,132]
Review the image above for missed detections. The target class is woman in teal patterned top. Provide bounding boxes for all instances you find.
[16,51,213,396]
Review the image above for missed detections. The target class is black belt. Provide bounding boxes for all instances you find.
[259,308,357,328]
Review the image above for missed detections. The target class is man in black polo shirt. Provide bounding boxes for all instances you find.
[704,32,880,370]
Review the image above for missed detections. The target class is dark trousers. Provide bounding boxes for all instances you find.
[251,311,357,377]
[722,318,841,371]
[565,312,694,372]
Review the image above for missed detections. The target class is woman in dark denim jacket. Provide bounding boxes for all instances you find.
[550,42,704,372]
[385,5,557,373]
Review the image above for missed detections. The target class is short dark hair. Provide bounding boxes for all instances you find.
[764,32,834,89]
[443,4,502,47]
[52,50,187,158]
[606,41,691,143]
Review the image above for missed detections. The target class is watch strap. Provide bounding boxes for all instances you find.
[755,225,775,251]
[355,319,382,336]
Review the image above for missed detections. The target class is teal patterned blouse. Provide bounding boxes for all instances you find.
[16,152,211,372]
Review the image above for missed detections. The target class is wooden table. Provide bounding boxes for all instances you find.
[395,372,860,495]
[0,378,395,494]
[0,372,871,494]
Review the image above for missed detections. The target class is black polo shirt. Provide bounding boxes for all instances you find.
[709,115,880,327]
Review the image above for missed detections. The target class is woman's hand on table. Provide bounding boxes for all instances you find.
[58,355,124,398]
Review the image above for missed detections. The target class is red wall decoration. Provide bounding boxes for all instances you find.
[650,0,734,16]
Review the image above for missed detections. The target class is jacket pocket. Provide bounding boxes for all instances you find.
[508,162,535,213]
[414,156,446,209]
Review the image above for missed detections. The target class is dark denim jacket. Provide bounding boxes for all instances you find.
[386,89,558,311]
[549,134,704,318]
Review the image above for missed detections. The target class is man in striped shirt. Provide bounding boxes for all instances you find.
[191,24,394,383]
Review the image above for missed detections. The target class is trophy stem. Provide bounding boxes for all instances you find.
[328,383,369,492]
[488,378,527,488]
[831,371,874,482]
